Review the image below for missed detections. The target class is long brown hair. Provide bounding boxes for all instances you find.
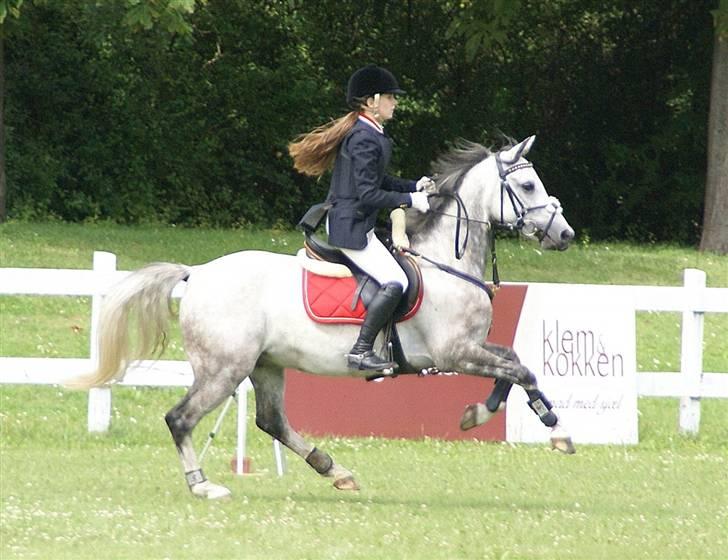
[288,111,359,177]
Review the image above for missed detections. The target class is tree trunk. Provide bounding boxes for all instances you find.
[0,32,6,223]
[700,24,728,254]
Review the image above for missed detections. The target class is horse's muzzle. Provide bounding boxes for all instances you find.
[539,224,574,251]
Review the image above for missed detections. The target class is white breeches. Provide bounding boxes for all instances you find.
[339,230,408,291]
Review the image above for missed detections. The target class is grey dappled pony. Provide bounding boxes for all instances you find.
[73,136,575,499]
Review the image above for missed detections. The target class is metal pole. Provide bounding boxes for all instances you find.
[273,439,286,476]
[236,385,247,475]
[199,392,236,462]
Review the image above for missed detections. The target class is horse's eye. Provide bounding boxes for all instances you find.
[522,181,535,192]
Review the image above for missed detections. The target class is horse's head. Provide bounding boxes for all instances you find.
[491,136,574,251]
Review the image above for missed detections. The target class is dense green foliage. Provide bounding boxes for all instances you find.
[4,1,717,242]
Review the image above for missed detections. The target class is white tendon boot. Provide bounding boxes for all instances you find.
[186,470,232,500]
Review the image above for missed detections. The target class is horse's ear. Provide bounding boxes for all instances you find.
[501,135,536,162]
[521,135,536,156]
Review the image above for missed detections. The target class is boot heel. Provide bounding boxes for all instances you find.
[347,350,397,372]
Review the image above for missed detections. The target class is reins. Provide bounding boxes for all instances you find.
[400,189,499,301]
[427,192,471,259]
[398,146,561,299]
[400,245,495,300]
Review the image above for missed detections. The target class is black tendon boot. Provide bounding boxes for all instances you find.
[347,282,403,371]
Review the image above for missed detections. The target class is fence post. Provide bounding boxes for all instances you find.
[87,251,117,433]
[678,268,705,435]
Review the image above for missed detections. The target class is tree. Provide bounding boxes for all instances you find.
[3,0,719,241]
[0,0,25,223]
[700,0,728,254]
[449,1,714,243]
[0,0,202,223]
[448,0,716,245]
[0,24,5,223]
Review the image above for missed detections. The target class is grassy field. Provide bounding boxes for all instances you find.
[1,221,728,559]
[1,387,726,559]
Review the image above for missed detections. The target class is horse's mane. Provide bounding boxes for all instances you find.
[408,138,514,234]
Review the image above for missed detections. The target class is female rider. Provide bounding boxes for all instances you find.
[289,65,432,372]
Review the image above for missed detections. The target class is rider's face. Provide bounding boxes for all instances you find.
[366,93,397,123]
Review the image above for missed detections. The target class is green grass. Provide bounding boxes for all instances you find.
[1,221,728,558]
[1,386,727,559]
[0,221,298,270]
[1,221,727,285]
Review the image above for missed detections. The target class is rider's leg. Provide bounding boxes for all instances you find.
[340,232,408,371]
[347,282,402,370]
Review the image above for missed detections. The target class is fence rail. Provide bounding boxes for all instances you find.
[1,252,726,436]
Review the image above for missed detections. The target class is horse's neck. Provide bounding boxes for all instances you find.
[411,164,497,278]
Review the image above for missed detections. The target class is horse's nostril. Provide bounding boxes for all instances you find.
[561,228,575,241]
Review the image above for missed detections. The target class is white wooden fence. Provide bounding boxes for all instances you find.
[1,251,726,438]
[0,251,280,475]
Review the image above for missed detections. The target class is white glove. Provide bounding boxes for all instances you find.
[416,176,436,192]
[410,191,430,213]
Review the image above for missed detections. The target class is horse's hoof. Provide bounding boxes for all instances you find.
[551,436,576,454]
[190,480,232,500]
[460,403,493,431]
[550,425,576,454]
[333,476,360,491]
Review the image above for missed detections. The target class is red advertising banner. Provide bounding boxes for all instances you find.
[284,285,528,441]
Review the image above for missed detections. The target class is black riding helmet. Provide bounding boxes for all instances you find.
[346,65,405,108]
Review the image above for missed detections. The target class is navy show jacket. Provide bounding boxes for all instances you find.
[326,119,416,250]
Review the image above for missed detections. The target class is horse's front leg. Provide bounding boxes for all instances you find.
[459,343,518,430]
[449,341,575,454]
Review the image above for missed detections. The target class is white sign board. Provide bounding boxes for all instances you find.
[506,284,638,445]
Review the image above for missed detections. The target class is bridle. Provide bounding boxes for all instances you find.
[427,148,564,258]
[399,146,564,298]
[495,151,564,243]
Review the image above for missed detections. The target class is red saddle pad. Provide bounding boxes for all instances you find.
[302,269,424,325]
[302,270,368,324]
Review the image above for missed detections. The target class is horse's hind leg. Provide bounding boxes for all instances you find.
[250,366,359,491]
[165,364,247,500]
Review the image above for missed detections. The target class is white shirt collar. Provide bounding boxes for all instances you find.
[358,114,384,134]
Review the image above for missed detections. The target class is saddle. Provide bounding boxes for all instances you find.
[298,231,424,377]
[299,232,423,325]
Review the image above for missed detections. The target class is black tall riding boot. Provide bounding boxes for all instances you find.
[347,282,403,371]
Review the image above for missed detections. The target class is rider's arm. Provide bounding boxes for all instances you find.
[349,133,413,209]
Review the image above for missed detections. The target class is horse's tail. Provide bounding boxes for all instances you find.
[67,262,191,389]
